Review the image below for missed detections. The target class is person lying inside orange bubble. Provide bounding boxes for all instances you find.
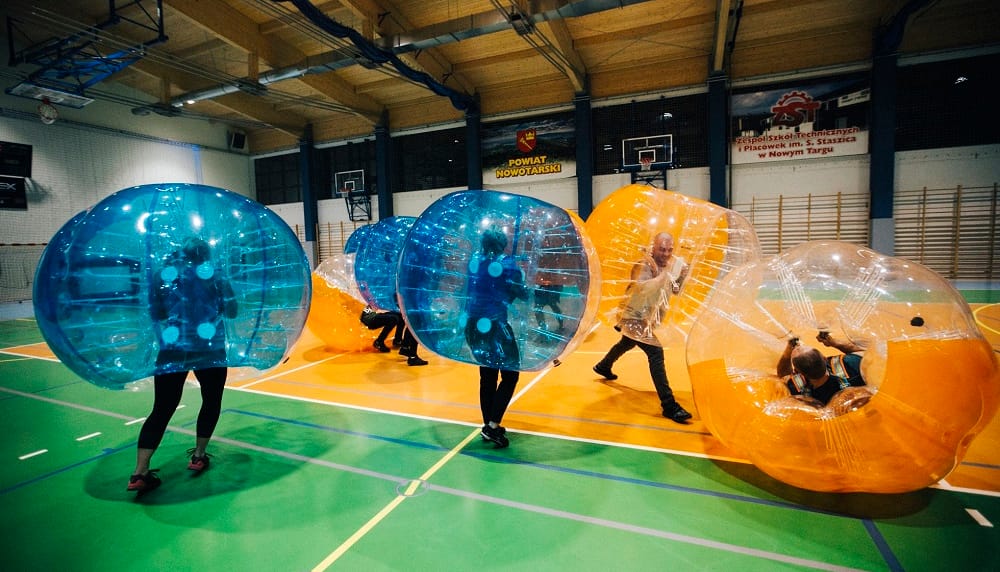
[777,332,867,407]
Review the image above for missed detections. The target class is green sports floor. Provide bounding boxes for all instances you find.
[1,316,999,572]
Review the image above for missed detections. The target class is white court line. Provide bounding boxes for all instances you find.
[238,355,340,389]
[0,356,39,363]
[309,364,560,570]
[0,349,59,362]
[966,508,994,527]
[932,480,1000,498]
[75,432,101,441]
[310,428,483,571]
[19,449,48,460]
[233,382,747,464]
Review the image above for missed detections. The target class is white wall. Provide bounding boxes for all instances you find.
[728,144,999,206]
[731,155,870,204]
[895,145,1000,191]
[273,166,711,230]
[264,143,998,236]
[0,112,252,245]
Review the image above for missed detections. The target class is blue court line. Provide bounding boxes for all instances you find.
[961,460,1000,470]
[225,408,451,452]
[0,444,131,495]
[862,519,905,572]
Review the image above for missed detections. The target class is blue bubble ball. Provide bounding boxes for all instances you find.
[398,190,600,371]
[344,224,373,254]
[33,183,312,389]
[353,216,416,311]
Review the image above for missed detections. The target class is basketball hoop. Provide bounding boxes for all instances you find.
[639,157,653,171]
[38,97,59,125]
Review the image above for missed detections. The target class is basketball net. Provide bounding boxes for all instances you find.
[639,157,653,171]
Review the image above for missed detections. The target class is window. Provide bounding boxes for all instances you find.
[392,127,467,192]
[896,54,1000,151]
[254,153,300,205]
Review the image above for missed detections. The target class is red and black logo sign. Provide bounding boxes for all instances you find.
[770,91,821,128]
[516,128,536,153]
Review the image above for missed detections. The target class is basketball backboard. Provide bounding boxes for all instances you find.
[622,134,672,171]
[334,169,365,198]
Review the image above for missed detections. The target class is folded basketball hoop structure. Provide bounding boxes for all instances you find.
[337,170,371,221]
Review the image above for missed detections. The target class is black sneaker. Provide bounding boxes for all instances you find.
[593,364,618,380]
[373,340,390,353]
[127,470,162,493]
[663,402,693,424]
[480,425,509,448]
[407,356,428,366]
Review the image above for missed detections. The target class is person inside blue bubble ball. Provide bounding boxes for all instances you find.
[464,228,528,448]
[128,236,237,493]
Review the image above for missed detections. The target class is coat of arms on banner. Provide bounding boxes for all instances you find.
[516,128,536,153]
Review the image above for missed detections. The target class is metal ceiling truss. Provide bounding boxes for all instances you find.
[6,0,166,100]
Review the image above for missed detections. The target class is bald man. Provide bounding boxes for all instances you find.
[593,232,692,423]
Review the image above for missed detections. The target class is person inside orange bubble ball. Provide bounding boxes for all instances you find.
[360,305,428,366]
[777,331,867,406]
[593,232,693,424]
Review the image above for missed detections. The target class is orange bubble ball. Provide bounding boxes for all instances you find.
[585,184,760,336]
[305,256,373,352]
[687,241,1000,493]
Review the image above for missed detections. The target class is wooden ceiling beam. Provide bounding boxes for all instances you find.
[711,0,732,73]
[573,12,715,48]
[452,46,548,74]
[535,19,587,91]
[172,38,229,59]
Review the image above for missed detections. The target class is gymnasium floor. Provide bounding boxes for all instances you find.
[1,304,999,571]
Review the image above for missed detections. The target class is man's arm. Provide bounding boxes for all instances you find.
[817,332,863,354]
[777,337,797,377]
[669,258,689,294]
[629,259,670,296]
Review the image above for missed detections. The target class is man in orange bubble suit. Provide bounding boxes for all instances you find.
[777,331,867,406]
[593,232,693,424]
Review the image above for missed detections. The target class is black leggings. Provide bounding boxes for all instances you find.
[137,367,227,450]
[479,367,519,425]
